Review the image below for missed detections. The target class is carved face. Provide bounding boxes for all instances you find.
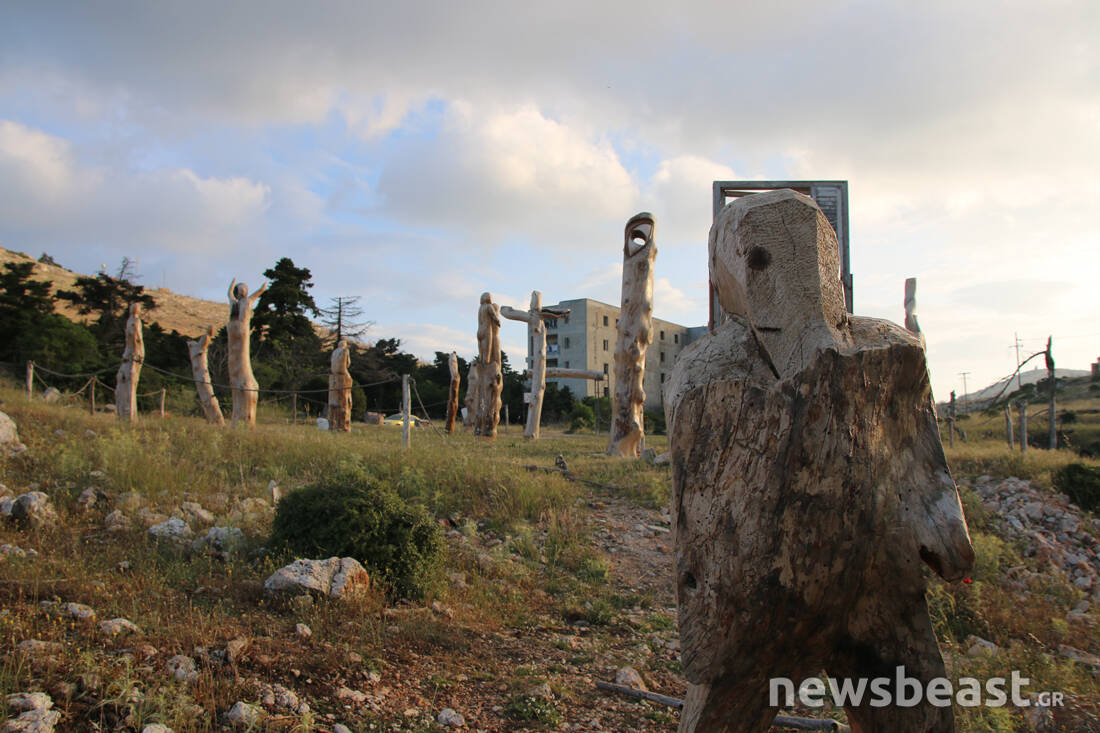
[480,292,491,305]
[234,283,249,299]
[129,303,141,318]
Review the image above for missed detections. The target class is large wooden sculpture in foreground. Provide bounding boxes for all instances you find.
[665,190,975,733]
[445,352,460,434]
[115,303,145,421]
[608,212,657,457]
[227,279,267,428]
[501,292,570,439]
[187,325,224,425]
[475,292,502,439]
[328,339,352,432]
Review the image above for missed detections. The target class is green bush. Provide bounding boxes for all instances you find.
[566,403,594,433]
[270,468,444,599]
[644,408,666,435]
[1054,463,1100,512]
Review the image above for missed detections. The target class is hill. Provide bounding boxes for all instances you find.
[1,247,227,338]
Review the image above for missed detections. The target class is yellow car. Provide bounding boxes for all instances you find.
[382,414,425,427]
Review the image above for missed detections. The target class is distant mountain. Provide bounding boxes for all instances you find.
[1,247,235,338]
[938,367,1090,413]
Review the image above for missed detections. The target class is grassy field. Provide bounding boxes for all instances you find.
[3,380,1100,731]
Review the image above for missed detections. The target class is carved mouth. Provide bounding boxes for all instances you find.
[919,545,944,577]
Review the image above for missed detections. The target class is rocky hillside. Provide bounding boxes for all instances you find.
[0,247,226,338]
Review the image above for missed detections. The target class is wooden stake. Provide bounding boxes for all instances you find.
[608,212,657,457]
[445,351,459,434]
[159,388,166,418]
[1047,336,1056,450]
[401,374,411,449]
[25,360,33,399]
[115,304,144,422]
[504,404,509,433]
[90,378,96,414]
[1004,404,1014,450]
[948,391,956,448]
[292,392,297,425]
[1019,400,1028,454]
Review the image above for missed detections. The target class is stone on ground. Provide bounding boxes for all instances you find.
[438,707,466,727]
[0,411,27,456]
[264,557,370,599]
[10,492,58,528]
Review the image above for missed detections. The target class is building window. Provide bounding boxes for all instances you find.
[603,386,609,397]
[563,315,569,325]
[564,337,570,348]
[660,351,665,364]
[603,363,609,374]
[615,318,619,327]
[603,315,609,326]
[660,373,665,383]
[565,361,570,368]
[603,339,609,351]
[674,333,679,344]
[660,330,665,341]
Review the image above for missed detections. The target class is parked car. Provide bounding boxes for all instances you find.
[382,414,425,427]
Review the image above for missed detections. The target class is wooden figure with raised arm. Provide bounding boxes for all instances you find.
[227,279,267,428]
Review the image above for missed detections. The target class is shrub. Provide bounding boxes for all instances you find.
[270,468,444,599]
[566,403,593,433]
[1054,463,1100,513]
[644,408,666,435]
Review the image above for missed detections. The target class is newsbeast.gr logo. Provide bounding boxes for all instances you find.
[770,668,1064,708]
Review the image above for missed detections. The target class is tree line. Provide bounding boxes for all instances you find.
[0,255,590,425]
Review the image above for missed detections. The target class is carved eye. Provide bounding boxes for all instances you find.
[747,246,771,271]
[681,571,697,590]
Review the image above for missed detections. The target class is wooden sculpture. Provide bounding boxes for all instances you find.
[446,351,460,434]
[608,212,657,457]
[463,359,481,427]
[501,292,570,439]
[115,303,144,421]
[904,276,926,348]
[227,279,267,428]
[187,325,224,425]
[665,190,975,733]
[328,338,352,432]
[475,292,502,439]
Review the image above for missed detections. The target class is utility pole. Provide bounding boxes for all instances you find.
[1010,333,1024,391]
[958,372,971,413]
[1046,336,1056,450]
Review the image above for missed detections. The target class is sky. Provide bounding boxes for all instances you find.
[1,1,1097,400]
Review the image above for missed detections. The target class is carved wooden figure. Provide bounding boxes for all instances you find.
[328,338,353,432]
[475,292,502,439]
[501,292,570,439]
[904,276,926,349]
[463,359,481,427]
[227,279,267,428]
[187,325,224,425]
[665,190,975,733]
[115,303,145,421]
[446,351,460,434]
[608,212,657,457]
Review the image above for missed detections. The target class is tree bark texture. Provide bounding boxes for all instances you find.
[666,190,975,733]
[463,359,481,427]
[328,339,352,432]
[475,292,502,439]
[446,351,460,434]
[187,325,224,425]
[608,212,657,457]
[115,303,145,422]
[227,279,267,428]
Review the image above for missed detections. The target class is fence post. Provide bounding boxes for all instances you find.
[1003,404,1014,450]
[1047,336,1056,450]
[292,392,297,425]
[90,378,96,415]
[504,404,509,433]
[159,389,166,418]
[1018,401,1028,455]
[401,375,411,449]
[25,361,34,399]
[948,391,956,448]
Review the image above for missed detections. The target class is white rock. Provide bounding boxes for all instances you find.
[1,544,28,557]
[16,640,63,658]
[2,708,62,732]
[268,480,282,505]
[178,501,214,525]
[332,725,352,733]
[437,708,466,727]
[191,526,245,558]
[0,411,27,456]
[11,492,58,528]
[99,617,141,636]
[5,692,52,712]
[141,725,174,733]
[115,491,145,512]
[165,654,198,682]
[335,687,367,704]
[77,487,105,512]
[316,418,329,430]
[295,623,312,639]
[259,683,300,711]
[0,496,13,516]
[62,602,96,621]
[104,510,130,532]
[148,518,193,543]
[41,387,60,404]
[965,635,999,658]
[614,667,647,691]
[224,701,262,728]
[264,557,370,599]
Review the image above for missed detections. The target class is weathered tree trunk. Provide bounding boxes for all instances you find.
[543,367,605,381]
[608,212,657,457]
[402,374,411,448]
[115,303,145,422]
[227,279,267,428]
[1047,336,1056,450]
[475,292,502,440]
[188,325,225,425]
[463,359,481,427]
[668,190,973,733]
[328,339,353,432]
[501,292,569,439]
[446,351,460,434]
[1004,404,1015,450]
[904,276,927,350]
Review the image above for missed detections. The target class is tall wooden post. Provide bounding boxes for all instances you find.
[1046,336,1056,450]
[116,304,144,422]
[25,361,34,399]
[90,378,96,414]
[1004,405,1014,450]
[501,292,569,439]
[328,339,353,432]
[475,293,503,440]
[1019,400,1028,454]
[445,352,460,434]
[608,212,657,457]
[401,374,411,449]
[948,391,956,448]
[159,389,166,418]
[188,325,225,425]
[504,404,509,433]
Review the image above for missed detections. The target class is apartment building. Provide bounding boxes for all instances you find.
[533,298,705,409]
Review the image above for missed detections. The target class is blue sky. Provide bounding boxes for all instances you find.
[1,1,1098,399]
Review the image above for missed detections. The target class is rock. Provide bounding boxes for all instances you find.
[224,701,262,728]
[335,687,367,704]
[141,725,174,733]
[191,526,245,559]
[1058,644,1100,671]
[0,411,27,456]
[316,418,329,430]
[259,682,301,712]
[614,667,647,691]
[104,510,130,532]
[2,708,62,732]
[438,708,466,727]
[965,635,999,658]
[5,692,53,712]
[525,682,554,700]
[333,725,352,733]
[654,451,670,465]
[295,623,312,639]
[77,487,107,513]
[264,557,370,599]
[1,544,30,557]
[99,617,141,636]
[165,655,198,682]
[53,602,95,621]
[138,509,171,528]
[11,492,58,528]
[116,491,145,513]
[1075,575,1093,590]
[225,637,249,664]
[177,502,214,525]
[0,495,13,516]
[16,640,63,658]
[268,480,281,505]
[148,518,193,544]
[84,429,98,440]
[41,387,60,404]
